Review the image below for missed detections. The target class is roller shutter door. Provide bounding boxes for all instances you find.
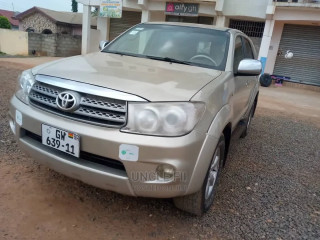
[273,24,320,86]
[109,11,142,40]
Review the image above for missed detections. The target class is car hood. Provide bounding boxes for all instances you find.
[32,52,222,102]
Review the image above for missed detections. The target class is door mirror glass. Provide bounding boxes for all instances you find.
[99,41,109,50]
[237,59,262,76]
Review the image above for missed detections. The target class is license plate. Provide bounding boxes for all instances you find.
[42,124,80,158]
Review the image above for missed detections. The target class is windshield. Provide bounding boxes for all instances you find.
[103,24,230,71]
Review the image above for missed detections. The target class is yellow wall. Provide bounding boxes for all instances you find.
[0,29,28,56]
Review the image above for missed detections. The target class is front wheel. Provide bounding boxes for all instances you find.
[173,135,225,215]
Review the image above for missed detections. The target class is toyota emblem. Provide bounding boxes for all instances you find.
[56,91,79,112]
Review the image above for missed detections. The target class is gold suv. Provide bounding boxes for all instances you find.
[9,22,261,215]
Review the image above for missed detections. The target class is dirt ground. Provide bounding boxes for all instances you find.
[0,58,319,240]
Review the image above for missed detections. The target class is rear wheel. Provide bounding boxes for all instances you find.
[173,135,225,215]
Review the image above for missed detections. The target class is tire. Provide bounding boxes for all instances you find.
[259,73,272,87]
[240,104,254,138]
[173,135,225,216]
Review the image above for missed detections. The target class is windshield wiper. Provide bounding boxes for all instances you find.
[145,55,194,66]
[104,50,138,58]
[104,52,194,66]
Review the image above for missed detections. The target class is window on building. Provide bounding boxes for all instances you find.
[42,29,53,34]
[229,19,265,38]
[26,27,35,33]
[166,16,214,25]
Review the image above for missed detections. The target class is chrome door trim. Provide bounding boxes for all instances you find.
[35,75,148,102]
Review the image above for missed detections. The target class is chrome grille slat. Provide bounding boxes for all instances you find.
[80,97,126,113]
[29,81,127,128]
[75,107,126,123]
[29,92,57,108]
[32,84,59,98]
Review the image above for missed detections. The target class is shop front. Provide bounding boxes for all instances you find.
[164,2,214,25]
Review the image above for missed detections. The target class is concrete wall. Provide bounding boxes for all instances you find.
[221,0,270,20]
[265,22,284,74]
[72,26,83,36]
[150,11,165,22]
[56,34,82,56]
[20,12,58,33]
[28,33,81,57]
[88,29,100,53]
[274,8,320,21]
[0,29,28,55]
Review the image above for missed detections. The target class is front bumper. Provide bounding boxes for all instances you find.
[9,96,218,198]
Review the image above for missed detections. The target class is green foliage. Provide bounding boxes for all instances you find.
[0,16,11,29]
[72,0,78,12]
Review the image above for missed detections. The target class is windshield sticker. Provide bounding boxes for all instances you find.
[129,30,139,35]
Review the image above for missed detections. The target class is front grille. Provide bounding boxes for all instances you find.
[24,130,126,172]
[29,81,127,127]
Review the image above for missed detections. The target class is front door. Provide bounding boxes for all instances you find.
[232,36,255,124]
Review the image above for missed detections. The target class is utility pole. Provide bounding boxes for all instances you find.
[12,2,15,12]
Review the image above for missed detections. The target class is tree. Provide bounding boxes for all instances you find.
[0,16,11,29]
[71,0,78,12]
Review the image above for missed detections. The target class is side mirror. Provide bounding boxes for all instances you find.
[237,59,262,76]
[99,41,109,50]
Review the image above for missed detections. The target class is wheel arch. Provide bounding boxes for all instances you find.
[185,104,232,195]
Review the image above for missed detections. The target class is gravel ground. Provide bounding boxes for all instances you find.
[0,60,319,240]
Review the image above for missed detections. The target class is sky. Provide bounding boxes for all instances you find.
[0,0,84,13]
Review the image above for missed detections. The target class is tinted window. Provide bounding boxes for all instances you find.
[243,38,254,59]
[103,24,230,71]
[233,36,244,73]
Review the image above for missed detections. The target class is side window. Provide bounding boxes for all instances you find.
[243,38,254,59]
[233,36,244,73]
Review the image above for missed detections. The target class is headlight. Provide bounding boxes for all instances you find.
[15,69,35,104]
[121,102,205,136]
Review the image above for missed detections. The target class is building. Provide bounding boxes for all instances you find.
[260,0,320,87]
[0,9,19,30]
[15,7,97,35]
[77,0,320,87]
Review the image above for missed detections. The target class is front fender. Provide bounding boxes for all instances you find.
[185,104,232,194]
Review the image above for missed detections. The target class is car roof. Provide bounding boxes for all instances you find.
[143,21,241,34]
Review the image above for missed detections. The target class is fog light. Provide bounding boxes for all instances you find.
[9,118,16,135]
[156,164,175,180]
